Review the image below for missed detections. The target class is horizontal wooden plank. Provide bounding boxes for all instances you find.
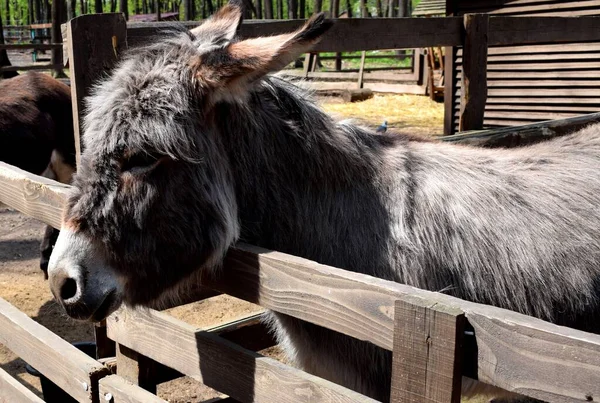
[0,162,70,229]
[0,43,62,50]
[107,307,377,403]
[455,88,600,97]
[0,63,63,72]
[466,306,600,402]
[483,96,600,105]
[458,42,600,56]
[457,61,600,71]
[126,17,464,52]
[457,53,600,63]
[99,375,167,403]
[484,104,600,113]
[455,111,582,121]
[466,80,600,88]
[441,111,600,146]
[488,16,600,46]
[464,70,600,79]
[0,298,109,403]
[0,367,45,403]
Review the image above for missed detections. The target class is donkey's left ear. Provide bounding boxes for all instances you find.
[190,3,243,50]
[197,13,333,93]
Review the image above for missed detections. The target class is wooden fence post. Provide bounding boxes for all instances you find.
[458,13,488,132]
[117,344,159,394]
[390,300,465,403]
[67,13,127,167]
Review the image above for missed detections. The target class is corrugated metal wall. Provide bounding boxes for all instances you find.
[445,0,600,134]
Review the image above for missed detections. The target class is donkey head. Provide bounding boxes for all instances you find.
[47,4,333,321]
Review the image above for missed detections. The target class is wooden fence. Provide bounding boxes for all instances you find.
[2,12,600,403]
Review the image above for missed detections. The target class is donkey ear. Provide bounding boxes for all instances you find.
[196,13,333,95]
[230,13,332,78]
[190,3,244,48]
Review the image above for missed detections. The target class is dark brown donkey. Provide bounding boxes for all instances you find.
[0,72,76,276]
[47,4,600,401]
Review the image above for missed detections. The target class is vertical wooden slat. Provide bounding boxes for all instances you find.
[458,13,489,132]
[95,321,116,359]
[116,344,159,394]
[67,13,127,167]
[390,300,465,403]
[357,51,366,88]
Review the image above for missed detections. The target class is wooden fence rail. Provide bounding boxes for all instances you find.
[2,157,600,401]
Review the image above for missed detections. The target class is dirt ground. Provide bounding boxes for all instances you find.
[0,95,448,402]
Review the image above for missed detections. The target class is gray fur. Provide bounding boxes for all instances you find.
[48,8,600,402]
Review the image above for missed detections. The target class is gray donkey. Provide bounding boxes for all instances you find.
[47,4,600,401]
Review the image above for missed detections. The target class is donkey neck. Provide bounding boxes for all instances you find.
[213,78,406,277]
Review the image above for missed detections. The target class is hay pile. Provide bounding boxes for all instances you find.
[319,94,444,137]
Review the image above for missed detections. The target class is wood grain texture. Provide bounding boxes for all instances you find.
[0,298,109,403]
[465,307,600,402]
[390,301,464,403]
[459,14,489,132]
[441,112,600,147]
[116,344,159,394]
[0,162,69,229]
[106,307,377,403]
[0,367,45,403]
[99,375,167,403]
[126,17,465,52]
[67,13,127,167]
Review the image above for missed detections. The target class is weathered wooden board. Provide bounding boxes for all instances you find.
[0,367,45,403]
[125,17,464,52]
[99,375,167,403]
[442,112,600,147]
[67,13,127,167]
[466,307,600,402]
[459,14,489,132]
[0,162,69,229]
[107,307,377,403]
[0,63,63,72]
[0,298,109,403]
[390,301,464,403]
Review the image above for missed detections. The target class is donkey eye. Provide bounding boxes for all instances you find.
[121,152,163,173]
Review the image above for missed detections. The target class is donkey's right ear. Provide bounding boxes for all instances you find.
[190,3,243,50]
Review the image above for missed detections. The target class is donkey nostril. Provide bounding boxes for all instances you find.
[60,278,78,300]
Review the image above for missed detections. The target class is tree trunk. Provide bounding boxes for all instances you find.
[275,0,281,18]
[206,0,213,15]
[330,0,338,18]
[263,0,271,18]
[254,0,261,18]
[110,0,115,12]
[0,11,17,78]
[387,0,393,17]
[313,0,321,12]
[5,0,10,23]
[344,0,350,17]
[375,0,382,17]
[183,0,189,19]
[34,0,42,21]
[298,0,304,18]
[155,0,160,19]
[359,0,366,17]
[51,0,65,77]
[287,0,296,18]
[95,0,102,12]
[119,0,127,18]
